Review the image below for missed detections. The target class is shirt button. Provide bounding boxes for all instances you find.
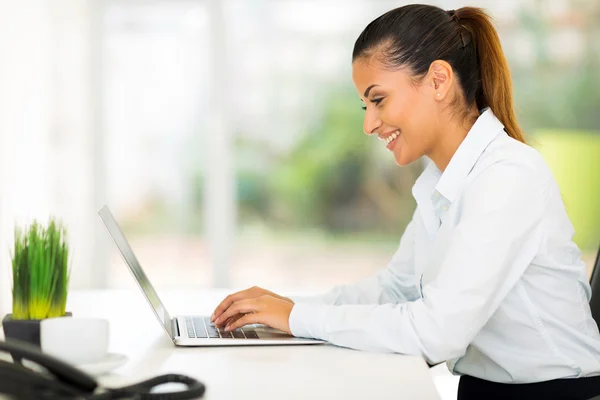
[432,192,440,198]
[441,205,449,211]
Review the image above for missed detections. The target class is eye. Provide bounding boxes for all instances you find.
[361,97,384,111]
[371,97,384,107]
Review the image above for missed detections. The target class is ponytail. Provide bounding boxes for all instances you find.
[457,8,526,143]
[353,5,526,144]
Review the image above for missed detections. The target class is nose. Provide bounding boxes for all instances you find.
[363,110,382,136]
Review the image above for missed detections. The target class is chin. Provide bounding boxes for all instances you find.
[393,152,417,166]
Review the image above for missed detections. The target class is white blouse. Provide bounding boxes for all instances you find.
[289,108,600,383]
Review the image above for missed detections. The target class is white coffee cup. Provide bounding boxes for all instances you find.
[40,317,109,365]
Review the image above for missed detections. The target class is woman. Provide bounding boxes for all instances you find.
[211,5,600,399]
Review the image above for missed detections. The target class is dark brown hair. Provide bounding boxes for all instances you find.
[353,5,525,143]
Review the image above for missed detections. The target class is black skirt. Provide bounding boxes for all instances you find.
[458,374,600,400]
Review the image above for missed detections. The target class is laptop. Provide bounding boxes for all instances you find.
[98,205,324,347]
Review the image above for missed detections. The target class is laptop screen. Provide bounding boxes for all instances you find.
[98,205,173,338]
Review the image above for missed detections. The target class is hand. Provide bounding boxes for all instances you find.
[211,286,293,323]
[213,295,295,334]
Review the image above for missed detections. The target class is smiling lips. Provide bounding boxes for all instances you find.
[379,129,401,151]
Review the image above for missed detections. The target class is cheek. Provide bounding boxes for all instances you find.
[391,95,434,164]
[408,92,434,129]
[386,91,429,130]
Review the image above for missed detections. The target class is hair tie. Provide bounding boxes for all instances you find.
[447,9,460,22]
[448,9,471,49]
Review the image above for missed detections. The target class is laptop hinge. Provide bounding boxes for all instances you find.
[172,318,180,338]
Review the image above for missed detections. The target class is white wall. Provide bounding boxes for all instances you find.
[47,0,108,289]
[0,1,105,317]
[0,0,53,315]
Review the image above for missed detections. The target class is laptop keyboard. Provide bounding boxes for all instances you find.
[184,316,259,339]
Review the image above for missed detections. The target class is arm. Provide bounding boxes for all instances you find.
[289,215,420,306]
[212,219,417,325]
[289,162,545,364]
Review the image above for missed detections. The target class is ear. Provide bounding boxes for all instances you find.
[426,60,453,101]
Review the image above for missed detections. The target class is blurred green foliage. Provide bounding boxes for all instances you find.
[233,87,420,234]
[513,2,599,132]
[267,88,370,229]
[191,1,600,243]
[535,131,600,251]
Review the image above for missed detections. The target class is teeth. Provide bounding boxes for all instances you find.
[386,130,400,144]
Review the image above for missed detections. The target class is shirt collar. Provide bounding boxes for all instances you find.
[412,158,442,236]
[413,108,505,205]
[434,108,505,203]
[411,109,505,235]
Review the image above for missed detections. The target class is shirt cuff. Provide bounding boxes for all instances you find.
[289,302,328,340]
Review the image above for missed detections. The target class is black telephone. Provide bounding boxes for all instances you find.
[0,339,206,399]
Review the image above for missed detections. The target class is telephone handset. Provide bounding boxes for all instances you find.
[0,339,206,399]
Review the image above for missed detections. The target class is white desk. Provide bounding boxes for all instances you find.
[3,290,442,400]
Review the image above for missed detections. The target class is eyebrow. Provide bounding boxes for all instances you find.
[363,84,379,98]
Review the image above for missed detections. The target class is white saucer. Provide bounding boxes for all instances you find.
[76,353,128,376]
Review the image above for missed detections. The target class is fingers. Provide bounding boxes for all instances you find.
[225,313,260,332]
[219,314,243,329]
[214,298,262,326]
[211,289,248,322]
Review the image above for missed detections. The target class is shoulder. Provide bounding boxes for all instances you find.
[458,132,555,214]
[469,131,553,191]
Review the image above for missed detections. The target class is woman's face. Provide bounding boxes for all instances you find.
[352,58,439,166]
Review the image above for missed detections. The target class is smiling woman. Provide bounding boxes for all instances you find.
[211,5,600,400]
[351,6,523,171]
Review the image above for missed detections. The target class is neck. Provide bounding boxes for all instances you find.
[428,107,479,172]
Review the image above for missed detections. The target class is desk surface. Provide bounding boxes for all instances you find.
[2,289,441,400]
